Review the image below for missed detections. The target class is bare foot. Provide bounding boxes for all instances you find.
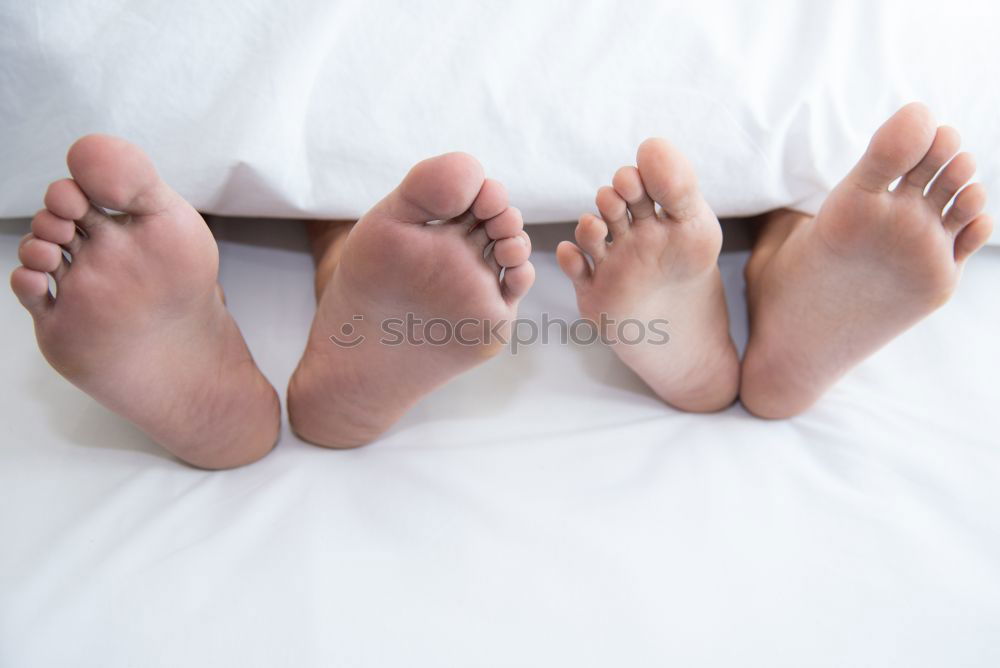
[9,135,280,468]
[287,153,535,448]
[556,139,739,412]
[741,103,993,418]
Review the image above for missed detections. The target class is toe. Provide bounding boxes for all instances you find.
[900,125,961,193]
[596,186,629,239]
[31,209,77,246]
[18,236,64,274]
[851,102,937,193]
[928,152,976,212]
[484,206,523,240]
[381,152,485,223]
[944,182,987,232]
[501,260,535,303]
[10,266,53,317]
[67,134,175,215]
[44,179,90,221]
[574,214,609,262]
[954,214,993,263]
[612,166,657,223]
[636,137,705,220]
[493,232,531,268]
[471,178,508,221]
[556,242,591,287]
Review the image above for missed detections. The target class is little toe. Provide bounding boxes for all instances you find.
[954,214,994,264]
[67,134,176,216]
[501,260,536,303]
[484,206,523,241]
[493,232,531,267]
[556,242,591,287]
[10,266,53,317]
[574,214,609,262]
[928,152,976,212]
[901,125,960,193]
[18,236,64,274]
[636,137,707,221]
[31,209,77,246]
[944,182,987,233]
[596,186,629,239]
[471,178,508,221]
[612,166,657,223]
[851,102,937,193]
[380,152,485,223]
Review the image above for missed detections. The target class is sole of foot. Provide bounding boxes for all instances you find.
[741,103,993,418]
[556,138,739,412]
[10,135,280,469]
[287,153,535,448]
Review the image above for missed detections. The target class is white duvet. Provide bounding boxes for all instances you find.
[1,0,997,245]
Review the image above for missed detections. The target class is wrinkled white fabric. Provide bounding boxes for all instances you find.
[1,218,999,667]
[0,0,997,245]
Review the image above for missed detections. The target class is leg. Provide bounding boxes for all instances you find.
[556,139,739,412]
[741,103,993,418]
[305,220,354,299]
[9,135,280,468]
[742,209,812,296]
[287,155,536,448]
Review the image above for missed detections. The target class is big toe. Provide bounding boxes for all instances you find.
[635,138,706,220]
[853,102,937,192]
[379,152,486,223]
[66,134,173,215]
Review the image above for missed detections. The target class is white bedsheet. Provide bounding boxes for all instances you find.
[1,0,998,245]
[1,218,999,667]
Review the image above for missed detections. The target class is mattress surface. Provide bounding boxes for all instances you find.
[1,217,998,667]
